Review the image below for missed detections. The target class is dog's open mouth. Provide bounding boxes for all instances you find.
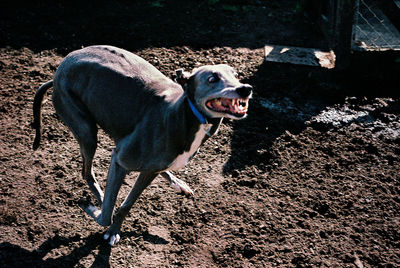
[206,97,249,117]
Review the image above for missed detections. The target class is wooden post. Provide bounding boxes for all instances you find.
[328,0,357,68]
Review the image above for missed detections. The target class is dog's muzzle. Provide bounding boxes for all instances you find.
[236,85,253,98]
[205,84,252,118]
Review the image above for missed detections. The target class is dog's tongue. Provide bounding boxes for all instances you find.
[221,98,232,110]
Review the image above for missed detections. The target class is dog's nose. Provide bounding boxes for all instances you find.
[236,85,253,98]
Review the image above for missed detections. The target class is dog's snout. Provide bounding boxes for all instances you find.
[236,85,253,98]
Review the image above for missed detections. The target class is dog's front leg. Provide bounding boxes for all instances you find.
[104,171,157,245]
[80,150,127,227]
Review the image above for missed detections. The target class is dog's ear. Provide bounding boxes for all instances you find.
[175,69,191,88]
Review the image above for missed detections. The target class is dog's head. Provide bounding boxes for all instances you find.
[176,64,252,120]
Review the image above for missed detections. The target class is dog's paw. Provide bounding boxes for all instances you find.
[78,198,101,217]
[104,227,121,246]
[171,178,194,197]
[78,198,112,227]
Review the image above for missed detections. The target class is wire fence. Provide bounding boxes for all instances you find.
[353,0,400,51]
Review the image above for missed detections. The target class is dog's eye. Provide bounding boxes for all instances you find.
[207,74,219,83]
[234,72,239,78]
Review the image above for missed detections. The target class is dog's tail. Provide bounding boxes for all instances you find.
[32,80,53,150]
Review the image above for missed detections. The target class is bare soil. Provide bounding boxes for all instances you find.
[1,0,399,267]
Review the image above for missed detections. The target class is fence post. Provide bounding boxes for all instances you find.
[329,0,357,68]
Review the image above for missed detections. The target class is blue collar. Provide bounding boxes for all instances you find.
[186,96,207,124]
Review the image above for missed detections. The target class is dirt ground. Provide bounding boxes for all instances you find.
[1,0,399,267]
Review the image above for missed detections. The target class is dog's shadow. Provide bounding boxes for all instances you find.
[223,54,399,177]
[223,62,337,176]
[0,230,168,268]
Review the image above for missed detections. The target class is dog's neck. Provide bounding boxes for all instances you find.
[184,94,222,136]
[162,93,222,152]
[186,96,207,124]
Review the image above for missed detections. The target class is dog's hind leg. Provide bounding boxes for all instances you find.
[161,171,194,196]
[104,171,157,245]
[52,90,104,204]
[80,150,128,227]
[81,142,104,205]
[79,134,105,205]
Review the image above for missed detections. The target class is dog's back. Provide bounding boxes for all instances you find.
[52,45,184,140]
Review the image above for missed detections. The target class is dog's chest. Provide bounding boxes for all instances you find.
[167,125,210,171]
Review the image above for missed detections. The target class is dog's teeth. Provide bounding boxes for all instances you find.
[234,99,241,113]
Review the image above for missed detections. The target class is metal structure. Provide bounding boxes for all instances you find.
[353,0,400,51]
[320,0,400,64]
[264,0,400,69]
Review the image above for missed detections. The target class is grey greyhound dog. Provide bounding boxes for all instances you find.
[32,45,252,245]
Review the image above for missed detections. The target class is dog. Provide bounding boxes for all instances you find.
[32,45,252,245]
